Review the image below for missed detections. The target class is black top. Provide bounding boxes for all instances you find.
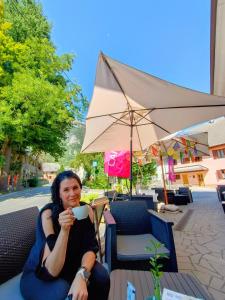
[23,202,98,283]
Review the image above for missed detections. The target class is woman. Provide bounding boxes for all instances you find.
[20,170,110,300]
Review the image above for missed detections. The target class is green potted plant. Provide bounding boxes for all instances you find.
[145,240,168,300]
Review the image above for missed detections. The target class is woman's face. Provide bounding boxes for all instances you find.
[59,177,81,209]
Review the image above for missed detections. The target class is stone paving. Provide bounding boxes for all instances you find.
[160,188,225,300]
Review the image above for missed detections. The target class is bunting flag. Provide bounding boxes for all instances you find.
[168,157,176,182]
[181,137,187,145]
[151,146,158,156]
[173,141,180,150]
[180,151,184,162]
[167,147,174,157]
[194,146,198,155]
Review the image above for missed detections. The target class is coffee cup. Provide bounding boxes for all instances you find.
[72,205,89,220]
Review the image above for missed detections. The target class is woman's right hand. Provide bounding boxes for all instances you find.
[58,208,74,231]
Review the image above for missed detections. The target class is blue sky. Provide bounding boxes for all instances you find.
[40,0,211,101]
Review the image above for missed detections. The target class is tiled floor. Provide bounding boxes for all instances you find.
[160,188,225,300]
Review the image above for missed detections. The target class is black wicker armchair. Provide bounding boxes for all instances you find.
[216,185,225,213]
[0,207,39,299]
[104,201,178,273]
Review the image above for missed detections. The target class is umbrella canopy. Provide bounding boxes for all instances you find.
[82,53,225,153]
[81,52,225,194]
[210,0,225,96]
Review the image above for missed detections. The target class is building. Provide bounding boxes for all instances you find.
[42,163,60,182]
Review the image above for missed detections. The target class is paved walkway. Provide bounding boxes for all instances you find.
[161,188,225,300]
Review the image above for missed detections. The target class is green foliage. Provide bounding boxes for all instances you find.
[132,160,157,188]
[81,192,99,204]
[0,154,5,168]
[27,176,39,187]
[145,240,169,300]
[71,152,109,189]
[0,0,88,178]
[4,0,51,42]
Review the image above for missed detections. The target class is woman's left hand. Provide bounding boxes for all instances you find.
[68,274,88,300]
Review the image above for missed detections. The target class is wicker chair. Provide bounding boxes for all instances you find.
[104,201,178,273]
[216,185,225,213]
[0,207,39,299]
[176,187,193,203]
[91,196,109,262]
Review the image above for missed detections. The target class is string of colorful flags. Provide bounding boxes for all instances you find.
[103,138,201,181]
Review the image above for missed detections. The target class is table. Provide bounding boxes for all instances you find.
[108,270,211,300]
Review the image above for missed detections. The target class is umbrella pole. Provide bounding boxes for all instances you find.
[129,112,134,200]
[160,153,168,205]
[129,123,133,200]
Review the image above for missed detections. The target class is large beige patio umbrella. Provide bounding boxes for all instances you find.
[210,0,225,96]
[81,52,225,195]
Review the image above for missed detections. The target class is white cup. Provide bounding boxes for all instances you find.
[72,205,89,220]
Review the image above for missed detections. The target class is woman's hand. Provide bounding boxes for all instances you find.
[68,274,88,300]
[58,208,74,231]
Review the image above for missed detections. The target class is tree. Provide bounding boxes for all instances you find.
[70,152,109,189]
[132,160,157,189]
[0,1,88,185]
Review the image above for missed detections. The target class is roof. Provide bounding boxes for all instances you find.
[42,163,60,172]
[174,165,208,174]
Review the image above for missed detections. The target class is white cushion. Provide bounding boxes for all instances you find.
[117,233,170,261]
[164,204,180,212]
[0,273,24,300]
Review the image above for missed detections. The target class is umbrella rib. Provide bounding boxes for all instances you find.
[86,104,225,120]
[133,110,152,126]
[133,114,144,151]
[110,113,131,126]
[101,53,133,122]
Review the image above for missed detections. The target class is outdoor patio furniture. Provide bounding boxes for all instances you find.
[216,185,225,213]
[0,206,39,300]
[176,187,193,203]
[216,185,225,201]
[91,196,109,262]
[115,193,129,201]
[104,201,178,272]
[104,190,117,202]
[152,188,176,203]
[108,269,211,300]
[128,195,155,210]
[167,192,189,206]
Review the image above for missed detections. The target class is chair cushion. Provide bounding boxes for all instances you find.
[0,273,24,300]
[164,204,179,212]
[117,233,170,261]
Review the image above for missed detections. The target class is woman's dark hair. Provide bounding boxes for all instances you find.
[51,170,82,205]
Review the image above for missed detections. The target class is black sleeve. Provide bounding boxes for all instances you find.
[35,258,58,281]
[46,233,57,251]
[81,219,99,256]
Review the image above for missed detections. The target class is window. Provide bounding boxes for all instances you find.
[213,149,225,159]
[217,169,225,179]
[194,156,202,162]
[181,158,190,164]
[175,174,181,180]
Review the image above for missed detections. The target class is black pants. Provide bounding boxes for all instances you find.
[20,261,110,300]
